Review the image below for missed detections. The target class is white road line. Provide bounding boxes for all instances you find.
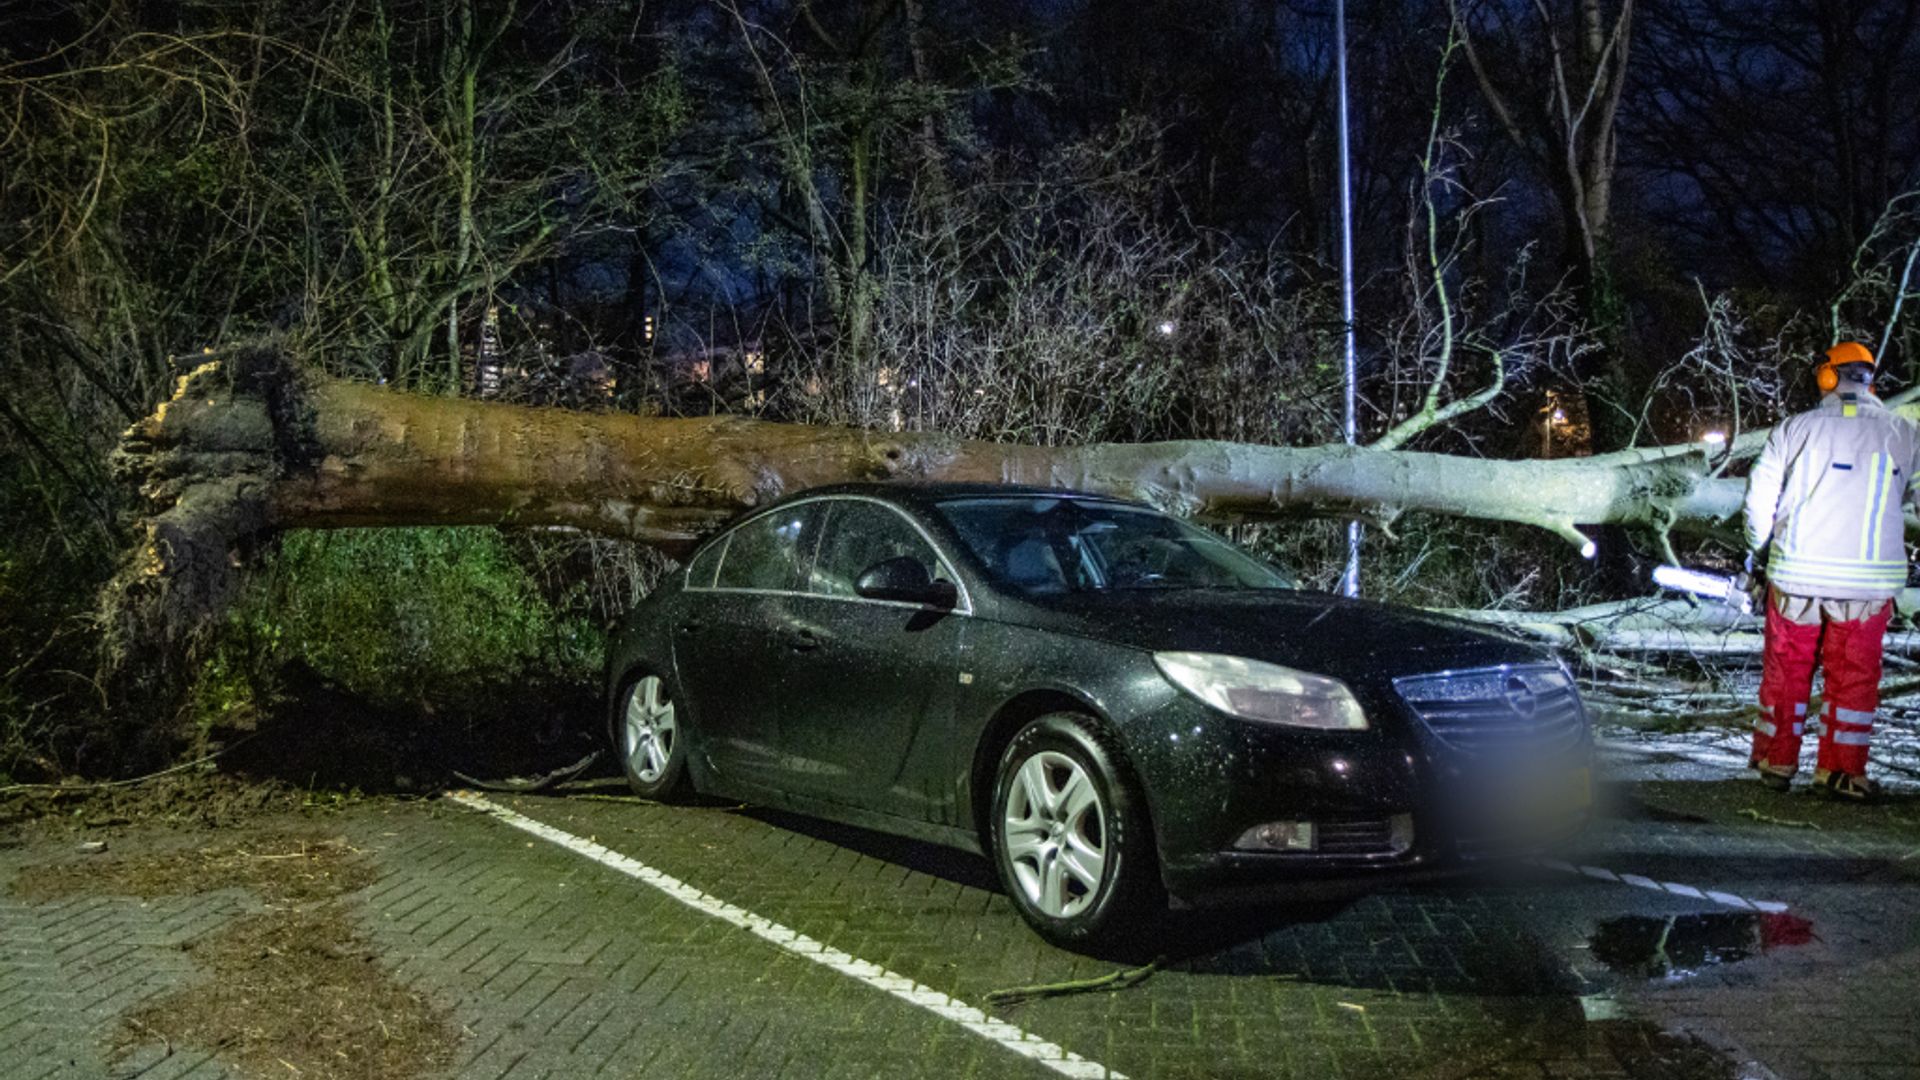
[446,791,1125,1080]
[1534,858,1789,913]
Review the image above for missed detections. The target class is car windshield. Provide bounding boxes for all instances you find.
[935,497,1295,594]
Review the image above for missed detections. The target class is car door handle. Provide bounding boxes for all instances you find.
[788,630,820,652]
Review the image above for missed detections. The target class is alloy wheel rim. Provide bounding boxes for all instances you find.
[1001,749,1108,919]
[623,676,676,783]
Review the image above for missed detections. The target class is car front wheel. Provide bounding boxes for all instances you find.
[989,713,1159,947]
[615,673,690,800]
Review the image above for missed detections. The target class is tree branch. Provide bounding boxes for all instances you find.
[1371,32,1508,452]
[1449,0,1532,155]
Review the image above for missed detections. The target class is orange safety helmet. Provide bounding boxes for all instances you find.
[1816,341,1876,393]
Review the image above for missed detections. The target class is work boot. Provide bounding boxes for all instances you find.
[1812,768,1881,803]
[1749,757,1795,792]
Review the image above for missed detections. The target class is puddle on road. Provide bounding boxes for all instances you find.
[1589,912,1815,980]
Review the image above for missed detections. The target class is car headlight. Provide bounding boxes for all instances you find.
[1153,651,1368,731]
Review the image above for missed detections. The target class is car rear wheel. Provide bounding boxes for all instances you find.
[990,713,1159,947]
[616,673,689,800]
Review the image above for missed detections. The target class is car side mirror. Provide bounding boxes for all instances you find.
[854,556,957,608]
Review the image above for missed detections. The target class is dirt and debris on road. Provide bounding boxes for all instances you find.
[5,813,462,1080]
[9,830,376,904]
[1623,778,1920,839]
[125,902,459,1080]
[0,771,370,837]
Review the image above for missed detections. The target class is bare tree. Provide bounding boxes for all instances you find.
[1449,0,1637,446]
[1631,0,1920,302]
[1450,0,1634,297]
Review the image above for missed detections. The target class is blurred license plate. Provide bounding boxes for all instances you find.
[1486,766,1590,821]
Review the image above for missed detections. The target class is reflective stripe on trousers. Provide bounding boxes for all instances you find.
[1753,701,1807,739]
[1829,705,1876,748]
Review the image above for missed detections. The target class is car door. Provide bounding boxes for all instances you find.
[772,498,968,820]
[673,502,826,791]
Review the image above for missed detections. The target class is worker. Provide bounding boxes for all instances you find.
[1744,342,1917,801]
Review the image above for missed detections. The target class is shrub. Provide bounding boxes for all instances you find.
[205,527,604,718]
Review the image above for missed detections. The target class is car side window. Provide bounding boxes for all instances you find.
[810,501,950,598]
[684,538,727,588]
[713,506,822,592]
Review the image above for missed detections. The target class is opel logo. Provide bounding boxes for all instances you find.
[1503,675,1537,718]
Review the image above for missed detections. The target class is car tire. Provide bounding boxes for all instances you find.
[989,713,1161,948]
[612,671,691,801]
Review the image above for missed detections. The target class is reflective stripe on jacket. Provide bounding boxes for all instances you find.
[1745,390,1920,600]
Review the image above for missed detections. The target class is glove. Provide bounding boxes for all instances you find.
[1738,550,1764,612]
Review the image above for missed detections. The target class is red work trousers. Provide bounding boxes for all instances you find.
[1753,590,1891,777]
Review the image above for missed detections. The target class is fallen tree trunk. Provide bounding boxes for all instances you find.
[122,348,1755,555]
[91,346,1909,736]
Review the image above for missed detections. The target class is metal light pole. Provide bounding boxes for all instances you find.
[1335,0,1361,598]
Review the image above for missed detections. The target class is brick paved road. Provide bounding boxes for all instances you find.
[0,884,247,1080]
[4,778,1918,1079]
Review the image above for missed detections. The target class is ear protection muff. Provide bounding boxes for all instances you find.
[1816,359,1841,394]
[1818,341,1875,393]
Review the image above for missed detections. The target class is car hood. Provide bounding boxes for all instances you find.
[1000,589,1548,682]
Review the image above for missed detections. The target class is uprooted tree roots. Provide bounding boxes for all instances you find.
[101,347,314,761]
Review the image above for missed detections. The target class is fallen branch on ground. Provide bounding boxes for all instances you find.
[983,959,1161,1007]
[0,735,257,796]
[1872,758,1920,779]
[1737,808,1822,830]
[449,750,600,793]
[1454,598,1920,659]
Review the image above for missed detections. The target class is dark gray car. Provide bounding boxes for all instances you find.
[605,484,1593,946]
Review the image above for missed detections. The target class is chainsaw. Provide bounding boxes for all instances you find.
[1651,564,1755,615]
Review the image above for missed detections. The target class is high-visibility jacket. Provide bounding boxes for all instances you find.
[1745,389,1920,600]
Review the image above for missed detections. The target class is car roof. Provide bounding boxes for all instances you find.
[770,481,1147,511]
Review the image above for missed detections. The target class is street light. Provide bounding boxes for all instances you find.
[1336,0,1360,599]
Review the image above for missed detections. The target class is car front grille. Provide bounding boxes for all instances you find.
[1392,664,1586,756]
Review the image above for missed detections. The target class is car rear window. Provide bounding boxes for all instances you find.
[714,505,823,592]
[685,538,727,588]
